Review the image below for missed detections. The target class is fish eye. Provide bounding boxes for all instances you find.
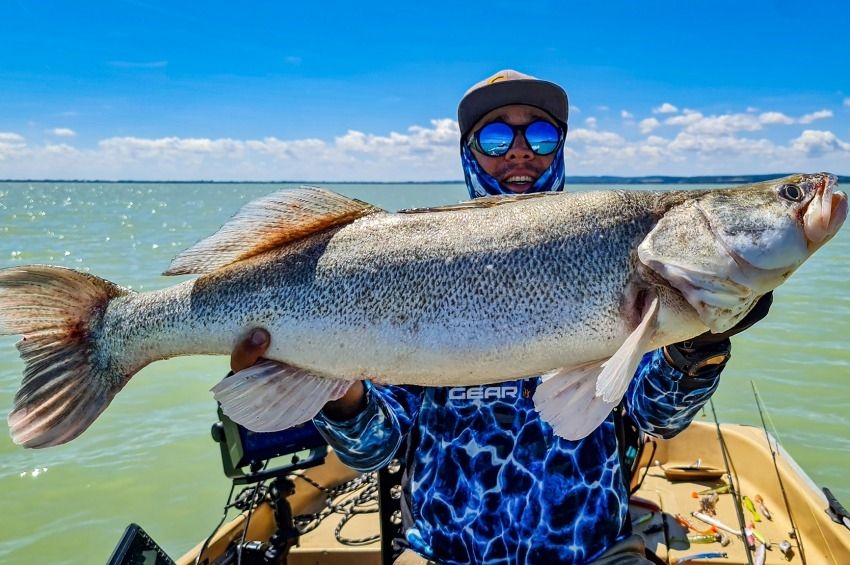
[778,183,804,202]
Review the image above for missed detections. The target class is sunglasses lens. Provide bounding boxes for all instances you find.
[476,122,515,156]
[525,121,561,155]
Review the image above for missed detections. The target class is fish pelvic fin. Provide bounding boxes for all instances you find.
[164,187,382,276]
[212,360,353,433]
[0,265,133,448]
[534,294,660,441]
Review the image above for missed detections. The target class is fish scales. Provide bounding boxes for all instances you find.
[1,173,845,446]
[103,190,667,386]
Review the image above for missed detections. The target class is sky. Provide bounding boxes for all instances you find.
[1,0,849,181]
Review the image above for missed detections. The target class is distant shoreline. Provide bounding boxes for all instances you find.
[1,174,848,185]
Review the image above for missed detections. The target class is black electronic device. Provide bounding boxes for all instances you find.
[106,523,175,565]
[211,405,328,483]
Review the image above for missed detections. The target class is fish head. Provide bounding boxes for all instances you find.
[703,172,847,270]
[639,173,847,333]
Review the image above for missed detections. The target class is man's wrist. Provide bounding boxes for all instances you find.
[663,339,731,377]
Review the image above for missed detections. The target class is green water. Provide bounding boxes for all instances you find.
[0,182,847,563]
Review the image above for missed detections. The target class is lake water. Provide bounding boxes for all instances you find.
[0,181,848,563]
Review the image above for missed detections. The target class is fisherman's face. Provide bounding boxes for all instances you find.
[469,104,559,194]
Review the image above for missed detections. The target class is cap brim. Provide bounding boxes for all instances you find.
[458,79,568,136]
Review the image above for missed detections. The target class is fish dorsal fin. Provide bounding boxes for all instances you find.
[164,187,382,275]
[398,191,557,214]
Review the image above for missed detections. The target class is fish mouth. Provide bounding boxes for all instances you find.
[803,173,848,246]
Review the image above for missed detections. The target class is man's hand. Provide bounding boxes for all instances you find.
[229,328,367,421]
[664,292,773,376]
[231,328,271,372]
[685,291,774,348]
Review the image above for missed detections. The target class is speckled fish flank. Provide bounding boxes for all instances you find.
[0,174,845,447]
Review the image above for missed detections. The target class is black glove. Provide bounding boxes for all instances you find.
[665,292,773,376]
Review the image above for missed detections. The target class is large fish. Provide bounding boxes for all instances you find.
[0,173,845,448]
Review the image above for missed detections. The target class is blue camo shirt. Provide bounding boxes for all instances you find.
[313,349,721,564]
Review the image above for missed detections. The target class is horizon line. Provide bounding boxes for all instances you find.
[2,173,848,185]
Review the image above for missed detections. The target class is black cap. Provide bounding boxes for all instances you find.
[457,69,569,137]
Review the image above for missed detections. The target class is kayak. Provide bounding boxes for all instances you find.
[150,420,849,565]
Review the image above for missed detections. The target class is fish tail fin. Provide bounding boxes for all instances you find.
[0,265,133,448]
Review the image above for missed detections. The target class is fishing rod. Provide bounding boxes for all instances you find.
[751,381,808,564]
[708,398,754,565]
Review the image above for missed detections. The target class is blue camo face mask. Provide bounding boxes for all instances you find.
[461,138,566,199]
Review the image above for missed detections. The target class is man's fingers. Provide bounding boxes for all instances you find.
[231,328,271,372]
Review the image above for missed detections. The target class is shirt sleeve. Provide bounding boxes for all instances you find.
[624,348,723,439]
[312,381,425,472]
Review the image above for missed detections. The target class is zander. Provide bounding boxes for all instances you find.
[1,173,845,448]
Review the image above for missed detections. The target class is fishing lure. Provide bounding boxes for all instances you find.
[691,511,742,537]
[691,483,730,498]
[686,533,723,544]
[754,494,773,520]
[673,552,729,564]
[675,514,717,535]
[743,495,763,522]
[748,523,768,546]
[699,492,719,515]
[631,512,654,527]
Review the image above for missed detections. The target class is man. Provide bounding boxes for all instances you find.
[232,70,771,564]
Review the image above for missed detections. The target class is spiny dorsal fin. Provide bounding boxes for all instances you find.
[164,186,382,275]
[398,191,556,214]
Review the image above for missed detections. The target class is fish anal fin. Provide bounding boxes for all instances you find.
[211,360,352,433]
[165,187,382,275]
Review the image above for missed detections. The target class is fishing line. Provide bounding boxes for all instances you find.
[195,481,237,565]
[708,398,754,565]
[751,381,808,564]
[236,477,267,565]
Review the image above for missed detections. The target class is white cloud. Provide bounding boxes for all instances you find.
[0,132,24,142]
[49,128,77,137]
[566,128,625,146]
[621,110,634,120]
[844,97,850,108]
[759,112,794,125]
[639,118,660,134]
[584,117,598,129]
[1,112,849,180]
[681,113,762,136]
[798,109,833,124]
[664,110,703,127]
[790,130,850,155]
[653,102,678,114]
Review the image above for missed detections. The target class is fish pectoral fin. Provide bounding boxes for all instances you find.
[164,187,382,275]
[596,294,659,402]
[534,360,615,440]
[211,360,353,433]
[534,295,659,441]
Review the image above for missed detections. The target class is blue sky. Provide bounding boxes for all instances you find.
[1,0,849,180]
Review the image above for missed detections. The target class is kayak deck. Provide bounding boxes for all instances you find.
[178,421,850,564]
